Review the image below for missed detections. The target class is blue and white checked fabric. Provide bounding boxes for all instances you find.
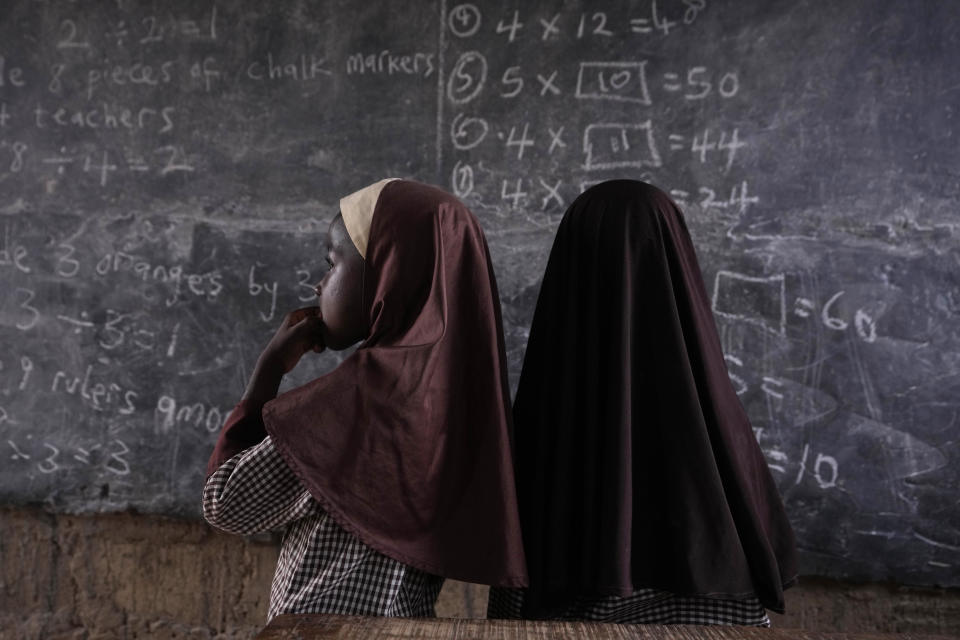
[487,587,771,626]
[203,436,443,621]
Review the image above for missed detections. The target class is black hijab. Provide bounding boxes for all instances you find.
[512,180,797,617]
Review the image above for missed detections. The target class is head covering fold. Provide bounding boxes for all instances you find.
[512,180,797,616]
[263,180,528,587]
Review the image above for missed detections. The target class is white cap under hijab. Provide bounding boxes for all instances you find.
[339,178,398,259]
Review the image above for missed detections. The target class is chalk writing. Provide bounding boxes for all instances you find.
[133,6,218,44]
[450,112,489,151]
[669,181,759,215]
[94,251,223,305]
[495,11,523,42]
[246,52,331,82]
[56,19,91,50]
[792,443,839,490]
[83,151,118,187]
[451,161,475,198]
[56,310,181,355]
[0,140,27,173]
[296,269,319,303]
[492,176,571,211]
[483,3,708,42]
[248,263,279,322]
[583,122,661,170]
[18,356,33,391]
[4,435,132,477]
[793,292,880,344]
[0,224,31,274]
[189,57,222,91]
[3,288,41,331]
[535,15,562,41]
[345,52,435,77]
[156,394,228,434]
[712,271,786,336]
[85,61,176,100]
[686,128,745,171]
[0,56,26,88]
[50,364,138,415]
[33,104,176,134]
[753,429,840,491]
[504,124,534,159]
[55,242,81,278]
[447,51,487,104]
[662,66,740,100]
[575,62,651,104]
[449,4,482,38]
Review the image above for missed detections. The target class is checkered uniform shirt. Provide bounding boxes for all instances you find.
[487,587,771,626]
[203,436,444,621]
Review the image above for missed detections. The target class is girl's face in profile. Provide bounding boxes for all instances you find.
[315,214,366,350]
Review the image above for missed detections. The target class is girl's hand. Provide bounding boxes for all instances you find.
[260,307,326,375]
[242,307,324,405]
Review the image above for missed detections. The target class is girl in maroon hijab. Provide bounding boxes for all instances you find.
[489,180,797,625]
[203,179,527,621]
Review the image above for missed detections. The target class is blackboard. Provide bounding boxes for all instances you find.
[1,0,957,589]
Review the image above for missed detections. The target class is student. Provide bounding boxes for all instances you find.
[204,179,527,621]
[488,180,797,625]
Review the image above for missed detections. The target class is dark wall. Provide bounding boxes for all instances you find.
[1,0,957,588]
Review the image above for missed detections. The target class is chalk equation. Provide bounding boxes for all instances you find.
[446,55,740,107]
[54,6,218,51]
[5,433,132,477]
[448,2,709,43]
[441,1,749,218]
[712,270,880,343]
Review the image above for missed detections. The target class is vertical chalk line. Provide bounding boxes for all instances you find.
[436,0,447,184]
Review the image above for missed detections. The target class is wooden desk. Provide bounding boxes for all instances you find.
[257,614,954,639]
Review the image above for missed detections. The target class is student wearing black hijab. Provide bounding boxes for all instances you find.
[489,180,797,625]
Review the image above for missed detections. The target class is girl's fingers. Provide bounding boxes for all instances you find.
[294,317,325,351]
[288,306,321,326]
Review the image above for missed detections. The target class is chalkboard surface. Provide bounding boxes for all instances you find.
[1,0,958,589]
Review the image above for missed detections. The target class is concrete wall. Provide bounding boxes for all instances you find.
[1,507,958,639]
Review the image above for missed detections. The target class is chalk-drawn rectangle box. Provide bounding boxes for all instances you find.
[711,270,786,336]
[582,122,661,171]
[575,61,651,104]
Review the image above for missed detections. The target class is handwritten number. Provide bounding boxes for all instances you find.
[684,67,711,100]
[38,444,61,473]
[698,187,718,210]
[156,146,194,175]
[451,162,474,199]
[822,292,848,331]
[682,0,707,24]
[57,19,90,49]
[10,142,27,173]
[15,288,39,331]
[592,13,612,36]
[48,64,66,94]
[105,439,131,475]
[718,71,740,98]
[56,243,80,278]
[100,310,127,350]
[19,356,33,391]
[296,269,316,302]
[140,16,164,44]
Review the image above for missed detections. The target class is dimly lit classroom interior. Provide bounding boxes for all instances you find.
[1,1,958,638]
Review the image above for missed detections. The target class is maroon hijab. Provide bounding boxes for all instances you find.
[512,180,796,616]
[262,180,528,587]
